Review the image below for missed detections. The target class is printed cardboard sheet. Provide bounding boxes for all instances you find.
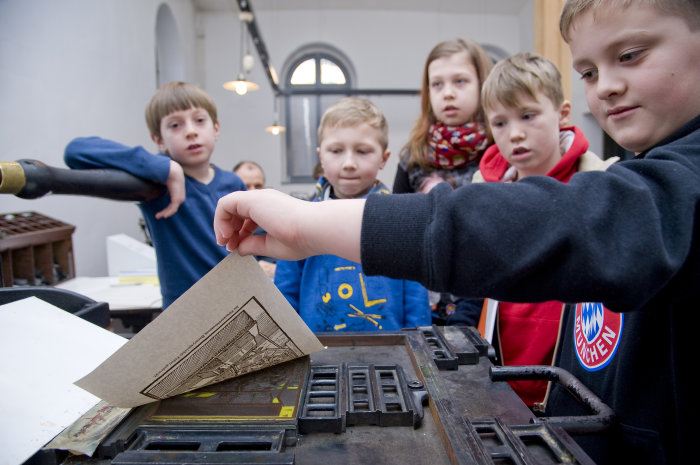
[76,252,324,408]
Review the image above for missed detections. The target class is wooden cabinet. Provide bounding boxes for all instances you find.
[0,212,75,287]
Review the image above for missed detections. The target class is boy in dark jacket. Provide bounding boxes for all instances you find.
[214,1,700,463]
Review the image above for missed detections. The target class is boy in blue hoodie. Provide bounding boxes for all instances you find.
[273,97,429,332]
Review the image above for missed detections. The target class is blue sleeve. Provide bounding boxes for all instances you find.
[273,259,305,312]
[402,280,431,327]
[64,136,171,184]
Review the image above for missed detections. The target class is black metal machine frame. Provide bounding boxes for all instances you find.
[85,326,611,465]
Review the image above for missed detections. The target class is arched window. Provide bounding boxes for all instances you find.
[282,44,355,183]
[155,3,184,87]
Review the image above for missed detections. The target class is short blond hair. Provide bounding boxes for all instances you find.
[145,82,218,140]
[560,0,700,43]
[481,52,563,113]
[317,97,388,151]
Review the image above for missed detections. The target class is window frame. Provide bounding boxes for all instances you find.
[281,44,355,184]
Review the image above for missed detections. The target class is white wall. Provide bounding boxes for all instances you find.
[3,0,597,278]
[203,3,535,195]
[1,0,197,277]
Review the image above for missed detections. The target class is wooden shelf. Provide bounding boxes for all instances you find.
[0,211,75,287]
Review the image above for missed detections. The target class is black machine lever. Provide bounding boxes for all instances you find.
[0,159,166,201]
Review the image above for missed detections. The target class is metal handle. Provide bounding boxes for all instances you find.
[490,365,615,434]
[1,159,166,201]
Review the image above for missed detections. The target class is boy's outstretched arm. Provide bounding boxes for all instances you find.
[214,189,363,263]
[155,160,186,219]
[65,136,184,217]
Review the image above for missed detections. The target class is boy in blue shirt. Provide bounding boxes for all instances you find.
[66,81,246,308]
[214,1,700,462]
[273,97,429,332]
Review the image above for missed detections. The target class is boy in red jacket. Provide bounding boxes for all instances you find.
[473,52,617,408]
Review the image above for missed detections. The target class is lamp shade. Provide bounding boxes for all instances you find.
[223,73,260,95]
[265,122,286,135]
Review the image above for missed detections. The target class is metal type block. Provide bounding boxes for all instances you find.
[455,325,497,360]
[440,326,481,365]
[346,364,426,428]
[109,427,295,464]
[418,325,460,370]
[299,363,427,432]
[298,365,345,434]
[345,365,377,426]
[473,418,597,465]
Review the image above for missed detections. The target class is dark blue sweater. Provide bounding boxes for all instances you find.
[361,114,700,464]
[65,137,246,308]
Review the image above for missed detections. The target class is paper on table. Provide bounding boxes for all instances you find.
[76,251,324,408]
[0,297,127,465]
[55,276,162,310]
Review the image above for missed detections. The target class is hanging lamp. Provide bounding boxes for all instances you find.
[265,95,285,135]
[223,12,259,95]
[265,122,285,135]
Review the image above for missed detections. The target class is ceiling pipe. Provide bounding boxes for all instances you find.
[235,0,418,97]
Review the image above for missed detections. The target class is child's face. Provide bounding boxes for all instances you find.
[152,107,220,166]
[486,91,571,179]
[428,51,481,127]
[569,4,700,154]
[317,123,390,199]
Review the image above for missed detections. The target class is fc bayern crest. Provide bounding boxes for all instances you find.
[573,302,623,371]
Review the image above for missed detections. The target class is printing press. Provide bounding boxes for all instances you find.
[1,162,612,464]
[53,326,610,465]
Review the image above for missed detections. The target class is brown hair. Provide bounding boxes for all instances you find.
[317,97,388,151]
[560,0,700,43]
[481,52,564,114]
[145,81,218,140]
[402,38,493,171]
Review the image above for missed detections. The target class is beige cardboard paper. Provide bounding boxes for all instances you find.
[75,252,324,407]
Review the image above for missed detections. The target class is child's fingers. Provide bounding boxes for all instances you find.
[219,220,258,253]
[214,194,239,240]
[214,212,232,243]
[215,220,236,246]
[214,192,258,246]
[155,202,179,219]
[221,234,240,252]
[237,233,267,256]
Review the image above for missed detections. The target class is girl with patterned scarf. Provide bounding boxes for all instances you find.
[393,38,494,194]
[392,38,494,325]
